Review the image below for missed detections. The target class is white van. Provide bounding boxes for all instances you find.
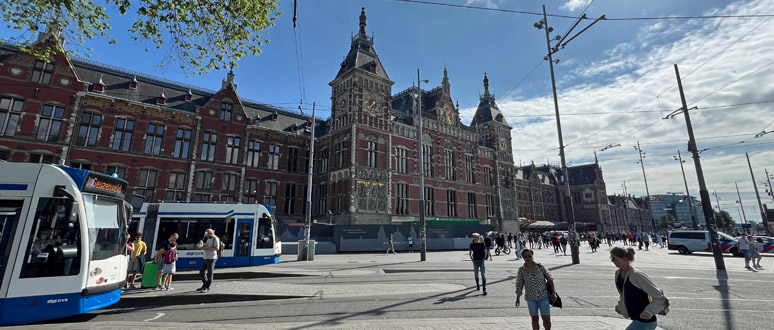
[668,230,741,256]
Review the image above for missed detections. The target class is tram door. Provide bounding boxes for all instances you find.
[0,201,23,293]
[232,219,252,266]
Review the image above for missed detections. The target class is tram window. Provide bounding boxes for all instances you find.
[158,218,235,251]
[255,217,274,249]
[0,201,23,287]
[83,195,124,261]
[20,198,81,278]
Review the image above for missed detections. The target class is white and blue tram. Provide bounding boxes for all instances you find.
[132,202,280,269]
[0,163,131,325]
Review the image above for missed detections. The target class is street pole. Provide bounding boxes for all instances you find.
[765,168,773,201]
[416,69,427,262]
[635,142,655,232]
[735,181,748,232]
[675,150,697,229]
[303,102,316,261]
[673,64,725,270]
[746,152,770,234]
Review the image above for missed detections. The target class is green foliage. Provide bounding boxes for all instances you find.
[657,214,676,230]
[713,210,735,231]
[1,0,282,74]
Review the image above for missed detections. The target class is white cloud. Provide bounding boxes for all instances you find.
[560,0,592,12]
[499,0,774,220]
[465,0,501,9]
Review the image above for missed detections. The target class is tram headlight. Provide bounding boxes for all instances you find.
[89,267,102,277]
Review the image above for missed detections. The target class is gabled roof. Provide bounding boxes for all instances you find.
[567,164,599,185]
[333,8,390,82]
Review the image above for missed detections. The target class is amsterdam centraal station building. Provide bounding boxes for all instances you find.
[0,9,652,234]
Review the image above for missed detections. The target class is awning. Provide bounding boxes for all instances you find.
[526,221,559,229]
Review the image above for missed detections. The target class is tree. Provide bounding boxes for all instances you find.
[714,210,735,232]
[1,0,282,74]
[657,214,675,230]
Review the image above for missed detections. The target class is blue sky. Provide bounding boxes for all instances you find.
[3,0,773,224]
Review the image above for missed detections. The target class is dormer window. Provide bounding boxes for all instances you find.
[94,75,105,93]
[31,60,54,84]
[185,89,193,102]
[220,102,233,121]
[370,63,377,73]
[253,118,261,125]
[129,76,138,89]
[272,112,278,120]
[157,91,166,105]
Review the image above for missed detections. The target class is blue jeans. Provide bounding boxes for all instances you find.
[626,320,657,330]
[473,260,486,287]
[527,296,551,316]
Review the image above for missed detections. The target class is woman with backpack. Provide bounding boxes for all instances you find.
[161,242,178,291]
[610,247,668,330]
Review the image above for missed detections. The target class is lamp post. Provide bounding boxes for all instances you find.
[673,150,696,229]
[415,69,429,262]
[735,181,749,233]
[634,142,655,232]
[533,5,604,265]
[746,153,770,234]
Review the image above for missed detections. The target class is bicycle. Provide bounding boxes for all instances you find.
[494,244,511,255]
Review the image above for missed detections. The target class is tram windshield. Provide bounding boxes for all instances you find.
[82,194,127,260]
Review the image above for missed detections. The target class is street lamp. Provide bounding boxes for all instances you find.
[634,142,655,232]
[735,181,749,233]
[673,150,697,229]
[414,70,429,262]
[533,5,605,265]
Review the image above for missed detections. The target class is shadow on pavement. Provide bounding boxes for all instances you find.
[108,292,308,309]
[714,269,732,329]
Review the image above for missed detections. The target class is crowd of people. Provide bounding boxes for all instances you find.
[470,230,670,330]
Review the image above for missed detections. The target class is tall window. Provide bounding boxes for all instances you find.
[36,105,65,142]
[336,140,347,167]
[201,132,217,161]
[144,124,165,155]
[31,60,54,84]
[0,97,23,136]
[396,148,408,173]
[264,182,278,206]
[464,154,476,184]
[287,147,299,172]
[244,179,259,203]
[425,187,435,216]
[468,192,478,218]
[447,190,458,217]
[111,118,134,151]
[226,136,241,164]
[173,128,192,158]
[247,140,261,167]
[396,183,409,215]
[268,144,280,170]
[486,195,496,217]
[316,183,328,215]
[195,170,213,190]
[484,167,493,186]
[220,102,233,121]
[319,149,329,173]
[283,183,296,214]
[366,140,377,168]
[422,144,433,177]
[77,113,101,146]
[444,148,456,180]
[165,172,187,201]
[222,173,238,192]
[136,169,158,202]
[106,165,127,179]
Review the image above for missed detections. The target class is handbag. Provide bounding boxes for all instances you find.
[541,264,563,309]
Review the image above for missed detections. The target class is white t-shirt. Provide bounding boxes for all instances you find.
[737,237,750,250]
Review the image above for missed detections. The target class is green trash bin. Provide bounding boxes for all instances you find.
[141,262,160,288]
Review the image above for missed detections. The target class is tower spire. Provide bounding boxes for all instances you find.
[483,72,490,96]
[359,7,367,35]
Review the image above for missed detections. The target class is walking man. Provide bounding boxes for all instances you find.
[737,234,752,270]
[386,234,397,255]
[469,233,489,295]
[198,229,220,293]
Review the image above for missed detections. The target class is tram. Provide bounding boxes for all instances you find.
[0,163,131,325]
[132,202,280,269]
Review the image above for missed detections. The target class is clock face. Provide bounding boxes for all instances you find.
[499,138,507,149]
[366,95,378,111]
[339,98,347,111]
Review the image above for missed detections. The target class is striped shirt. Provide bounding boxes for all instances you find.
[515,262,552,301]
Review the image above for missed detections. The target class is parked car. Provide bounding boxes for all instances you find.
[668,230,741,256]
[751,236,774,253]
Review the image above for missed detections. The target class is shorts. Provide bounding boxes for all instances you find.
[742,249,752,260]
[128,258,142,272]
[527,296,551,316]
[162,263,176,274]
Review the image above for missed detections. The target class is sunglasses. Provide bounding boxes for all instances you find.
[523,255,533,258]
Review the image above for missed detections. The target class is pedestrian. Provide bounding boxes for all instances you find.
[469,233,489,295]
[642,232,650,250]
[656,233,663,248]
[737,234,752,270]
[407,235,414,253]
[161,242,178,291]
[515,248,557,330]
[560,234,567,256]
[610,247,668,330]
[386,233,397,255]
[198,229,220,293]
[508,232,514,248]
[749,235,763,269]
[155,233,178,290]
[484,233,493,260]
[125,233,146,289]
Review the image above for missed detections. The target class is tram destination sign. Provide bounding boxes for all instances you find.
[82,172,127,198]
